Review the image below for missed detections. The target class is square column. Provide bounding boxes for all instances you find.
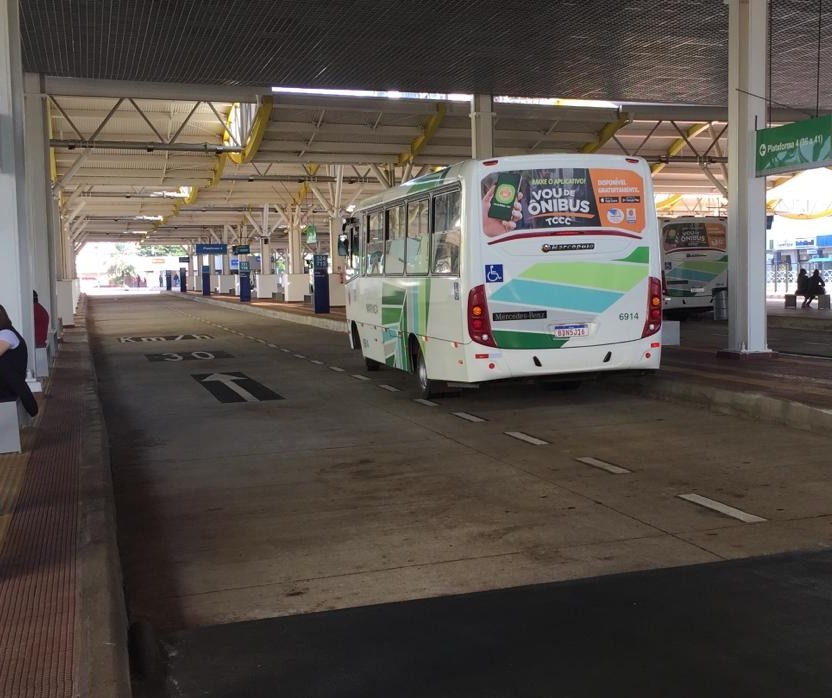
[725,0,770,354]
[470,94,495,159]
[0,0,35,361]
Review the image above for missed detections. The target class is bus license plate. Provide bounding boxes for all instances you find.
[690,287,706,294]
[552,324,589,338]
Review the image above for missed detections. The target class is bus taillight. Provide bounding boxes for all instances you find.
[642,276,663,338]
[468,285,497,347]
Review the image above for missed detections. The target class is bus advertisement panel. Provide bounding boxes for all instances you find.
[662,217,727,316]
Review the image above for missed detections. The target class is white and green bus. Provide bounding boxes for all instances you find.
[344,154,664,397]
[661,217,728,317]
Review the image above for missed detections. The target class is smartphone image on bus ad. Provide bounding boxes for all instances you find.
[488,173,522,221]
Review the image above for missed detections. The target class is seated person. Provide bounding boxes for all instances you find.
[0,304,38,417]
[33,290,49,348]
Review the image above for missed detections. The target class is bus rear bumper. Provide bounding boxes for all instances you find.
[461,337,662,383]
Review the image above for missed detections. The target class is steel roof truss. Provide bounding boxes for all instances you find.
[632,121,663,157]
[168,102,203,145]
[528,119,560,153]
[207,102,238,146]
[49,97,85,140]
[610,135,630,155]
[669,120,706,158]
[700,164,728,198]
[87,98,125,141]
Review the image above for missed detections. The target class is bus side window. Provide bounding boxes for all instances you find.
[367,211,385,276]
[406,199,430,275]
[431,190,461,275]
[385,205,405,275]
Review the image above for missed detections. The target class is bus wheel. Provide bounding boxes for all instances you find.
[414,346,437,399]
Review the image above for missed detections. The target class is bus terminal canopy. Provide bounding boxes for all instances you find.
[19,1,832,112]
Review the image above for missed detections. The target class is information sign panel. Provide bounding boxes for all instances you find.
[195,243,228,255]
[756,116,832,176]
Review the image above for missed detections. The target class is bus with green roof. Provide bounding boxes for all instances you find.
[344,153,663,397]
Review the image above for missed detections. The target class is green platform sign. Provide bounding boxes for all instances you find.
[756,115,832,176]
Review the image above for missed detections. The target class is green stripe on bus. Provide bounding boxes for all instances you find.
[678,260,728,274]
[520,262,647,292]
[382,307,403,324]
[493,330,568,349]
[616,246,650,264]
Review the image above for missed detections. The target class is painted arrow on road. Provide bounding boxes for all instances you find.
[192,372,284,403]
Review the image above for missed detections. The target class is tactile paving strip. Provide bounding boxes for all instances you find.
[0,348,82,697]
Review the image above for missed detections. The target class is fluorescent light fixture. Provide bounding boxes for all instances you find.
[135,215,164,221]
[272,86,472,102]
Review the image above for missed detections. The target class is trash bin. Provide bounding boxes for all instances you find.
[713,287,728,321]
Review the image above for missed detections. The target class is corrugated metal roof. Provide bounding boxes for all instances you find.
[19,1,832,110]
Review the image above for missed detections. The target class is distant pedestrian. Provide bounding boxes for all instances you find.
[158,273,163,288]
[32,291,49,348]
[804,269,826,308]
[796,268,808,301]
[173,273,180,286]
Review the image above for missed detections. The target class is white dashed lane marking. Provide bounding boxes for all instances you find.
[413,399,438,407]
[351,374,371,381]
[576,457,631,474]
[453,411,486,423]
[330,367,345,372]
[677,493,766,523]
[310,360,324,365]
[505,431,548,445]
[379,384,400,392]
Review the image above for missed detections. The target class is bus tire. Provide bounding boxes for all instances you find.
[414,345,438,399]
[350,323,361,350]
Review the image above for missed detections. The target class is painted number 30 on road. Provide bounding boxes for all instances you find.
[145,350,233,362]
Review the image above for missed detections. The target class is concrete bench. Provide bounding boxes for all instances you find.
[0,399,30,454]
[784,294,797,309]
[819,294,831,310]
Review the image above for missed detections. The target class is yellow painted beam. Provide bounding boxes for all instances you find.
[398,104,446,166]
[292,164,320,207]
[580,117,630,153]
[651,122,710,174]
[227,96,273,165]
[655,193,683,211]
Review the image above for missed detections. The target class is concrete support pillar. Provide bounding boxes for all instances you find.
[470,94,495,159]
[257,234,278,299]
[24,73,55,360]
[187,246,195,291]
[328,217,346,305]
[725,0,769,354]
[0,0,35,363]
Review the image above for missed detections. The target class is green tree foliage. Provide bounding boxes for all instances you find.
[137,245,187,257]
[106,259,139,286]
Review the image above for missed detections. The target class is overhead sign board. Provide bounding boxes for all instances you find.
[756,115,832,176]
[232,244,250,255]
[178,256,190,263]
[195,243,228,255]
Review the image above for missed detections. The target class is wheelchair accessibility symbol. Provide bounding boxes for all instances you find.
[485,264,504,283]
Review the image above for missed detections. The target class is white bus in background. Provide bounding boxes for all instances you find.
[343,154,664,398]
[661,217,728,318]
